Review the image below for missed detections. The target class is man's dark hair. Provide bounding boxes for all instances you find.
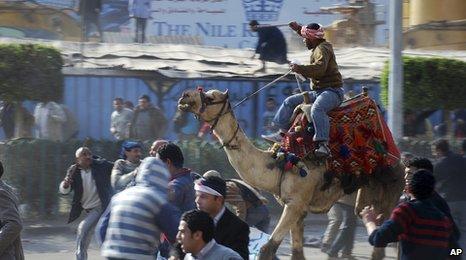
[157,143,184,168]
[407,170,435,200]
[139,94,151,102]
[124,101,134,109]
[182,210,215,243]
[249,20,259,27]
[306,23,321,30]
[406,157,433,172]
[266,97,276,103]
[0,161,3,179]
[433,139,450,154]
[113,97,124,103]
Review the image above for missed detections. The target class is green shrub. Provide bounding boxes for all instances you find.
[0,44,63,102]
[381,57,466,110]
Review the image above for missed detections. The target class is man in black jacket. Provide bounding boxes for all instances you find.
[249,20,288,72]
[194,175,250,259]
[432,139,466,251]
[78,0,103,41]
[59,147,113,260]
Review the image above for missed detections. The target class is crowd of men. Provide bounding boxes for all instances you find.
[0,135,465,259]
[54,139,269,260]
[111,95,167,141]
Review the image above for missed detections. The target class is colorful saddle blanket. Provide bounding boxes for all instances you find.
[282,96,400,176]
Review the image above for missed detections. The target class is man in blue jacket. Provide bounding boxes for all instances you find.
[362,170,454,260]
[129,0,151,43]
[157,142,196,213]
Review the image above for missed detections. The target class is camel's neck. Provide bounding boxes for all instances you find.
[210,111,280,193]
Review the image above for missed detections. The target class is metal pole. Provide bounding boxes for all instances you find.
[388,0,403,142]
[79,0,86,67]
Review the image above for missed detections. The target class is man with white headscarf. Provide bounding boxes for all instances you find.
[194,175,249,259]
[262,22,344,158]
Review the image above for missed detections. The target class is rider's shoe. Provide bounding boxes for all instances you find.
[261,130,284,143]
[314,142,331,158]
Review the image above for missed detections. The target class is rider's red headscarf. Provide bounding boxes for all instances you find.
[300,24,324,40]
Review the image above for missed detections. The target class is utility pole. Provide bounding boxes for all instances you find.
[79,0,86,67]
[388,0,403,142]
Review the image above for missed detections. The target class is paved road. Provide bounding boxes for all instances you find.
[22,216,397,260]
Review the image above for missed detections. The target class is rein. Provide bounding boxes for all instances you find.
[195,69,297,149]
[232,69,292,110]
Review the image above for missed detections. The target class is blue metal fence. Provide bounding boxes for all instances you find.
[0,75,383,141]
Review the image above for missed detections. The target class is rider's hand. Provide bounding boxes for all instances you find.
[289,21,301,31]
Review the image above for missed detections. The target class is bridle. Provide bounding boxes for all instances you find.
[195,87,240,150]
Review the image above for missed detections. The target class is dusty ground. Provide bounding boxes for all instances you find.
[22,214,397,260]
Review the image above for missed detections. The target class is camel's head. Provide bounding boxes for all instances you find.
[178,87,230,122]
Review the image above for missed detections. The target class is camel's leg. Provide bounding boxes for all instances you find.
[371,247,386,260]
[290,212,307,260]
[259,204,302,260]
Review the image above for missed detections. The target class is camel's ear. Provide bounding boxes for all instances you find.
[221,89,229,99]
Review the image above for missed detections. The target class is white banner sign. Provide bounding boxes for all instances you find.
[148,0,352,48]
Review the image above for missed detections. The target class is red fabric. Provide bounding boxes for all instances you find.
[282,96,400,176]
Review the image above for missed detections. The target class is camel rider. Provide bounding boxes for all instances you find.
[262,22,344,157]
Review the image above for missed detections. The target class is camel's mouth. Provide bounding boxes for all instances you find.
[177,97,196,112]
[177,102,191,111]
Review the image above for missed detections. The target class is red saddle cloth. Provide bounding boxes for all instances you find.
[282,96,400,176]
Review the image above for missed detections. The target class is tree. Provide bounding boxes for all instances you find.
[0,44,63,138]
[381,56,466,110]
[381,56,466,137]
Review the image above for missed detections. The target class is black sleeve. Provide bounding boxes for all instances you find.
[233,221,250,260]
[103,160,114,176]
[96,0,102,9]
[255,30,265,54]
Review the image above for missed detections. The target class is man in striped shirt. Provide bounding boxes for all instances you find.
[361,170,454,260]
[96,157,180,260]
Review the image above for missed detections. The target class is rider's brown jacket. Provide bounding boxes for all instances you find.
[297,40,343,90]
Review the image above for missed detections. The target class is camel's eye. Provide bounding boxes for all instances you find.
[182,92,190,98]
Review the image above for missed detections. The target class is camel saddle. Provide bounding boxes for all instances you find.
[282,95,400,177]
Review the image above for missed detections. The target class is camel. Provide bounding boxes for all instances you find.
[178,89,405,260]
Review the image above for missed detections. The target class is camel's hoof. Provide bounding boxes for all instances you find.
[258,240,280,260]
[291,249,306,260]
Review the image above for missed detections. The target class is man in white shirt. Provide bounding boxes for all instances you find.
[34,101,67,141]
[110,98,134,140]
[59,147,113,260]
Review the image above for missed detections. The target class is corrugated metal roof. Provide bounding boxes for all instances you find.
[1,37,465,81]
